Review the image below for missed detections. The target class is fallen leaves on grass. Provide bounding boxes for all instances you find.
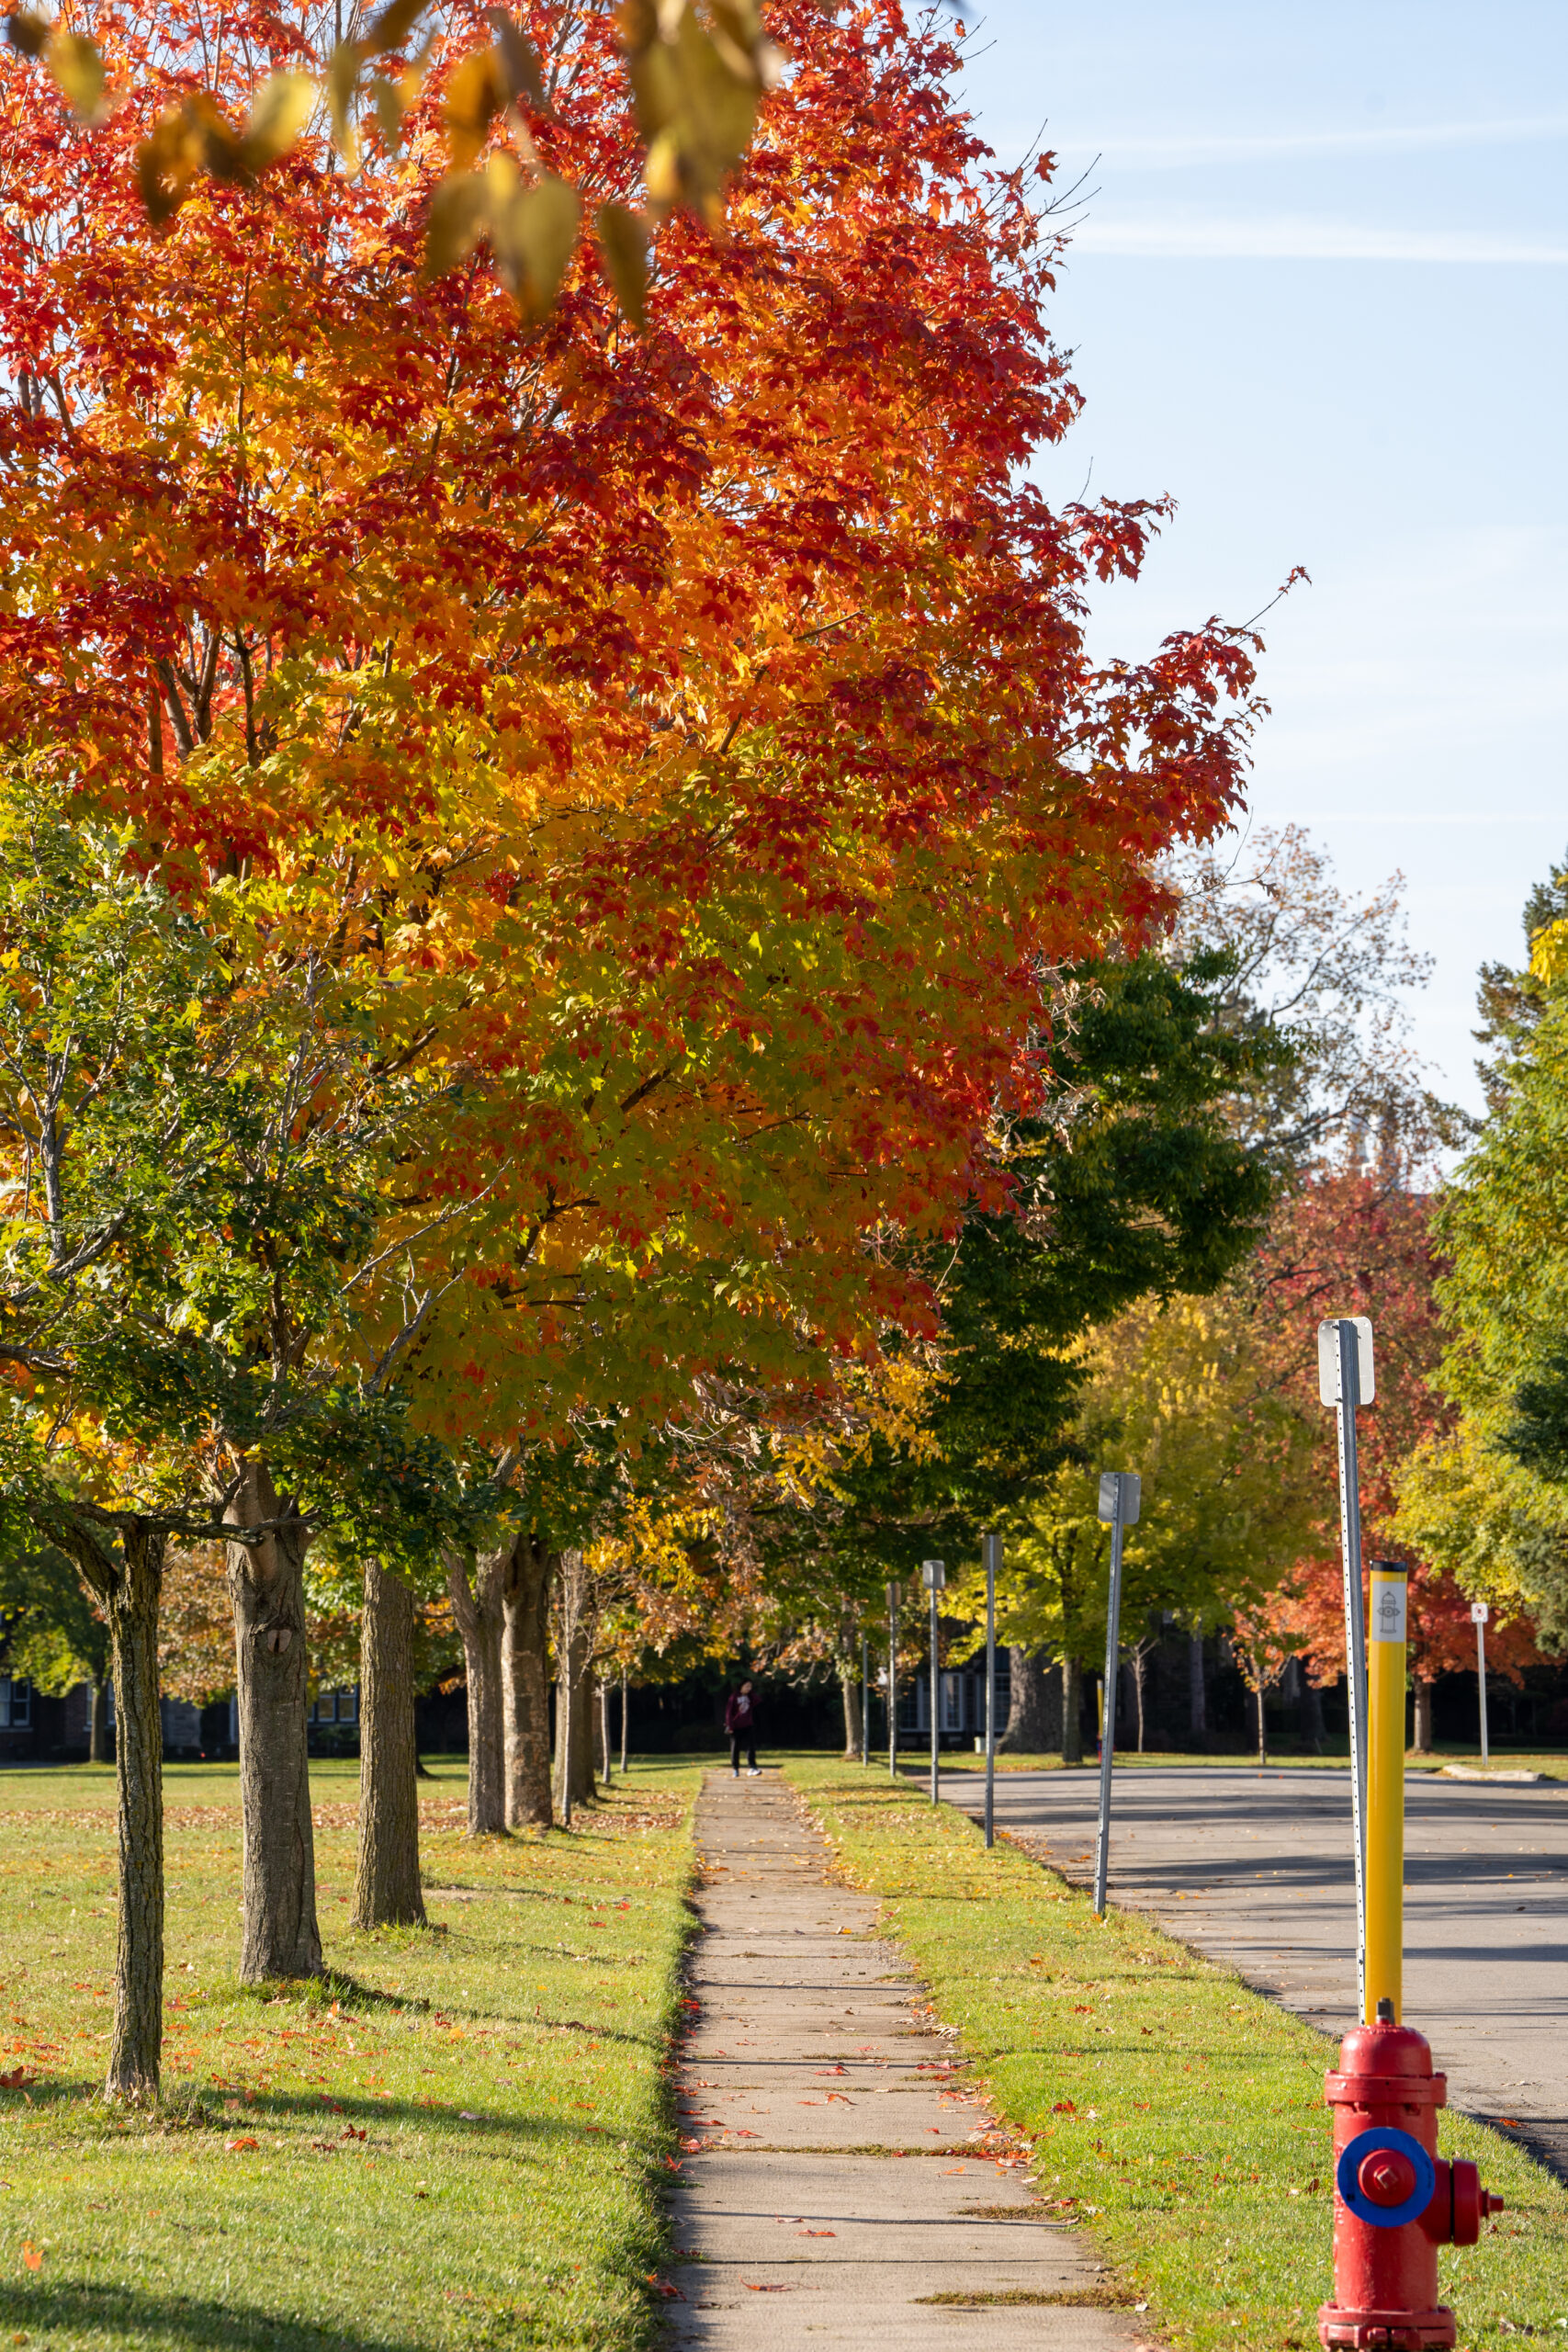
[225,2137,259,2152]
[20,2245,41,2270]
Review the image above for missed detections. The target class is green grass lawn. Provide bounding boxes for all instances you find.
[0,1756,701,2351]
[787,1757,1568,2352]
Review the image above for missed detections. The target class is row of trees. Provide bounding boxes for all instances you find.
[0,0,1269,2098]
[720,829,1566,1770]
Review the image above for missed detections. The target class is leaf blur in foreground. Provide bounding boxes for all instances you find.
[6,0,782,318]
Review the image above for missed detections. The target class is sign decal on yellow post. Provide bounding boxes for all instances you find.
[1365,1560,1408,2026]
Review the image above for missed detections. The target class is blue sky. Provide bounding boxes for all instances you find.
[953,1,1567,1116]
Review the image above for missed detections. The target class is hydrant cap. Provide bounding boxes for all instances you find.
[1336,2021,1436,2081]
[1335,2127,1437,2230]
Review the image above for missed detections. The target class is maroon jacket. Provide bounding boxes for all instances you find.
[724,1690,755,1735]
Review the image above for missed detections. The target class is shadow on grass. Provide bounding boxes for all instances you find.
[0,2277,436,2350]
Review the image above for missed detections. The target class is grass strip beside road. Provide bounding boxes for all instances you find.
[788,1758,1568,2352]
[1,1757,700,2352]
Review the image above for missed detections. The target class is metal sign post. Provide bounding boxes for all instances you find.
[1472,1601,1490,1766]
[886,1582,901,1780]
[862,1632,871,1767]
[983,1532,1000,1849]
[1092,1472,1139,1917]
[1319,1315,1374,2019]
[922,1559,946,1805]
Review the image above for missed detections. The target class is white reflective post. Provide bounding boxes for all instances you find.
[1472,1601,1491,1766]
[983,1532,1000,1849]
[1319,1315,1374,2020]
[1092,1473,1139,1917]
[922,1559,946,1805]
[862,1632,871,1767]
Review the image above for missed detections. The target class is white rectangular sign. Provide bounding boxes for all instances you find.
[1369,1575,1407,1645]
[1317,1316,1376,1408]
[1471,1601,1490,1624]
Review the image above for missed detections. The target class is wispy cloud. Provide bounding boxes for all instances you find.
[1070,214,1568,263]
[1052,116,1568,168]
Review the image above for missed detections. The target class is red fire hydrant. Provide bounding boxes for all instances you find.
[1318,2017,1504,2350]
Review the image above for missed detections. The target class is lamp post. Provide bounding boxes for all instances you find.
[1319,1315,1374,2018]
[983,1532,1000,1849]
[922,1558,946,1806]
[886,1582,901,1781]
[1092,1473,1139,1917]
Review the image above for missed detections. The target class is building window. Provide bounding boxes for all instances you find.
[310,1687,359,1725]
[0,1677,31,1729]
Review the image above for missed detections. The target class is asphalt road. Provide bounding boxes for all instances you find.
[938,1763,1568,2183]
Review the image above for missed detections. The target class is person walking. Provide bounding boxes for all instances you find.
[725,1680,761,1777]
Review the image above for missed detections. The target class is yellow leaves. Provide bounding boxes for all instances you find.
[135,74,318,229]
[242,72,318,170]
[422,168,491,280]
[595,202,651,328]
[487,157,581,319]
[622,0,783,230]
[423,157,581,322]
[443,44,510,173]
[1529,914,1568,988]
[5,11,109,122]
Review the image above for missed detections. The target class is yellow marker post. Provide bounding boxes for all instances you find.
[1364,1562,1408,2021]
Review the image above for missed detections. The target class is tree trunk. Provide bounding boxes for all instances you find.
[1412,1677,1434,1755]
[1133,1649,1147,1753]
[1189,1633,1207,1745]
[89,1675,110,1764]
[619,1671,628,1773]
[107,1521,165,2098]
[47,1510,165,2096]
[1000,1645,1060,1752]
[1300,1671,1325,1756]
[226,1459,322,1983]
[552,1554,594,1819]
[447,1538,510,1835]
[598,1679,611,1781]
[1255,1679,1269,1767]
[502,1536,554,1829]
[1061,1656,1084,1767]
[353,1561,427,1930]
[840,1662,863,1761]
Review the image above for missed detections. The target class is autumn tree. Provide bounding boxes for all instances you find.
[6,0,1274,1962]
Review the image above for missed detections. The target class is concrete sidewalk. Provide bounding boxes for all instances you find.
[938,1762,1568,2181]
[668,1772,1149,2348]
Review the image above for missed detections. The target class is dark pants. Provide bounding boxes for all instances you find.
[729,1733,757,1772]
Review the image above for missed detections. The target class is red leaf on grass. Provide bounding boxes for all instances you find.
[225,2137,260,2152]
[22,2243,42,2271]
